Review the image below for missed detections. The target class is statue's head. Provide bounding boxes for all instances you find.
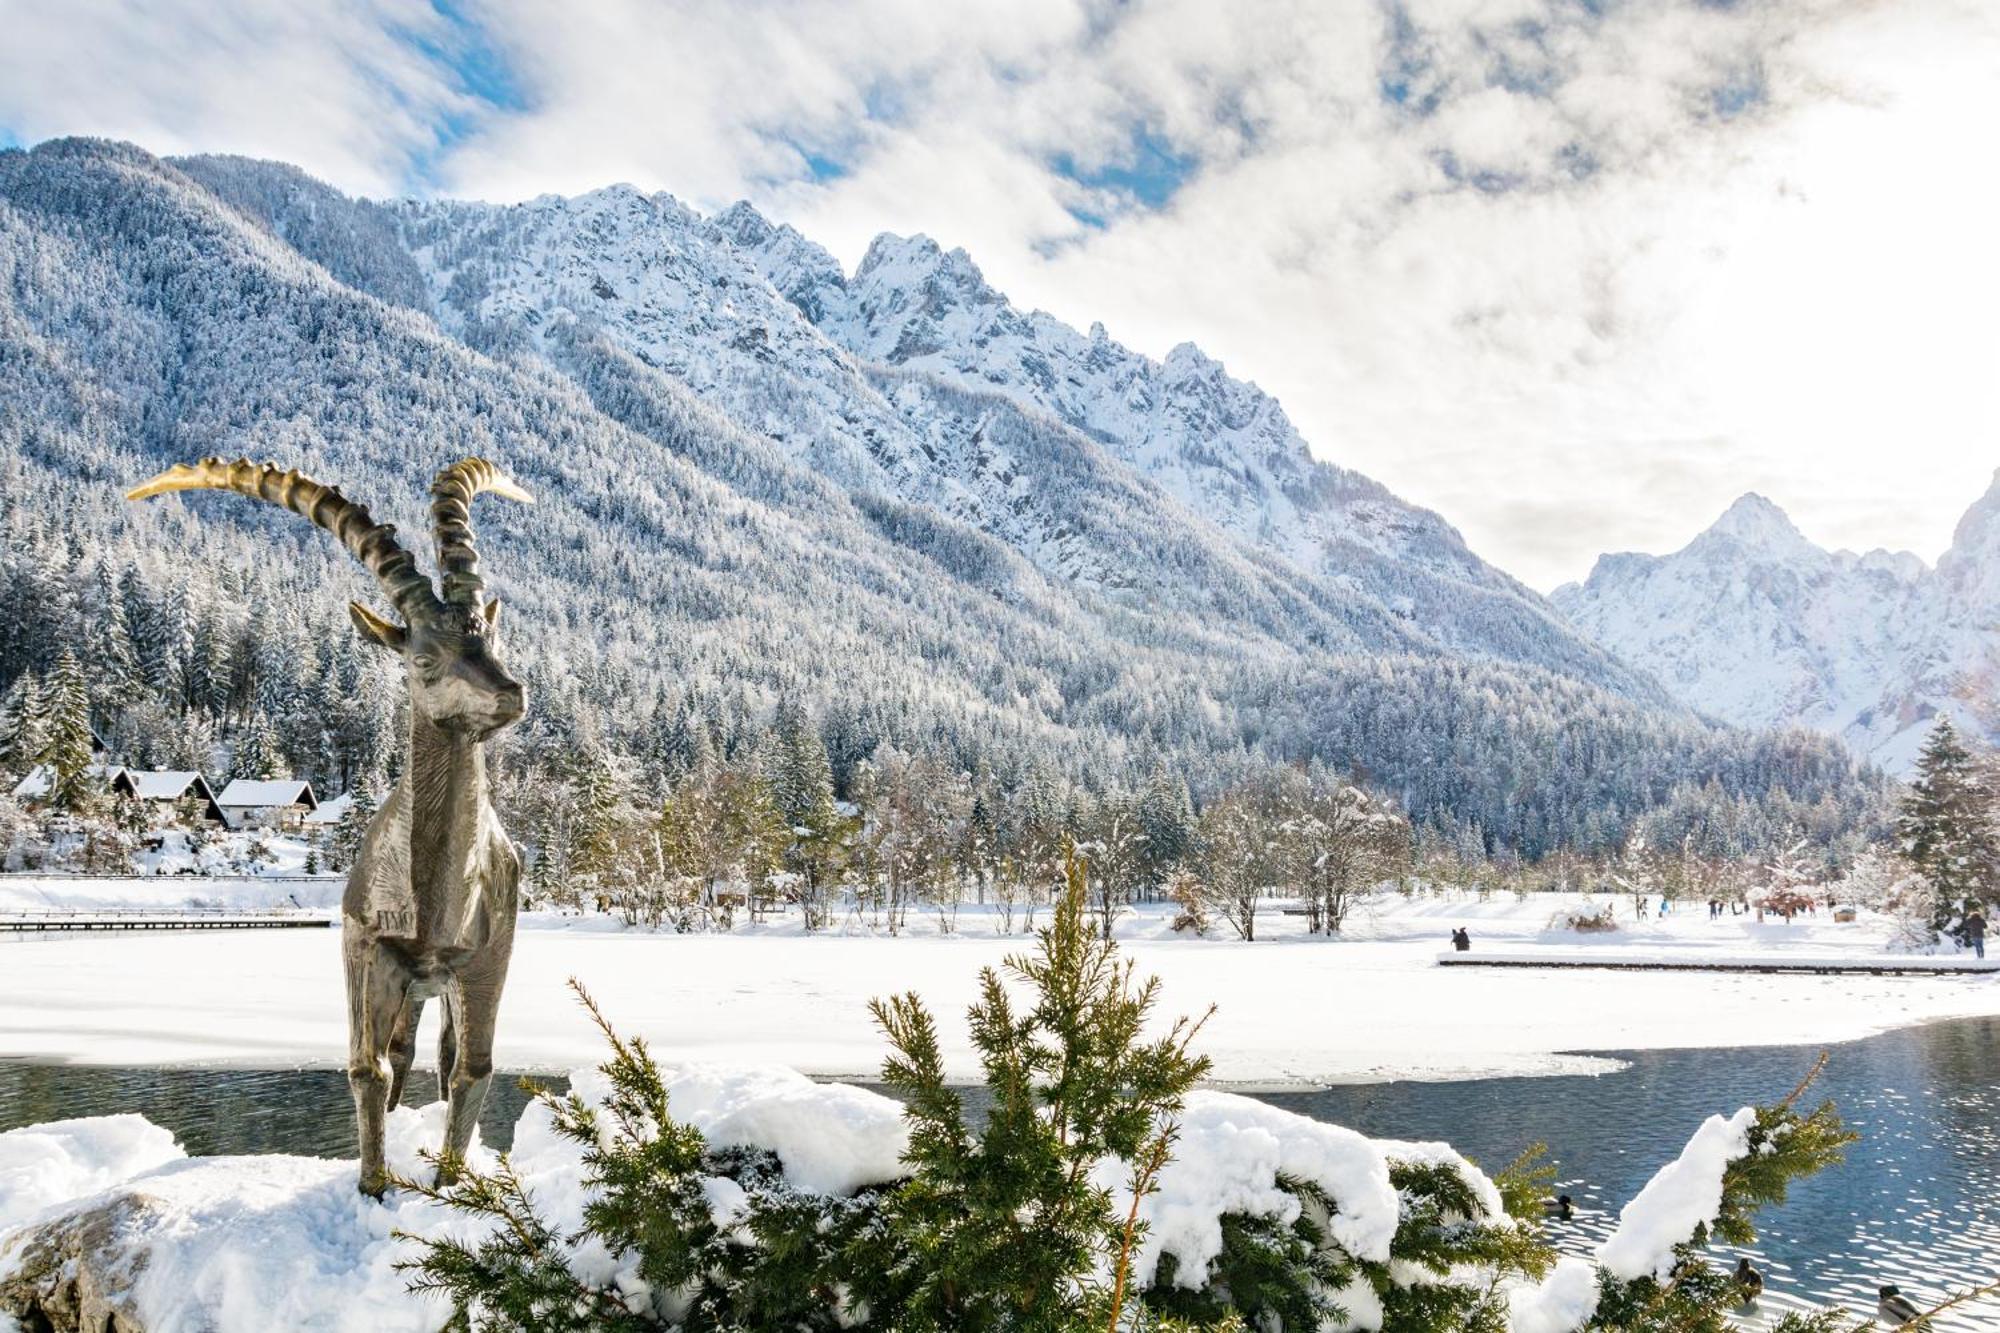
[128,456,533,741]
[350,599,525,739]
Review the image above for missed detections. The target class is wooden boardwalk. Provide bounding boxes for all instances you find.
[1437,952,1997,976]
[1,911,331,933]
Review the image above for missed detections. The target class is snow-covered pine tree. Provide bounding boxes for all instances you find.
[329,783,377,873]
[1136,763,1195,895]
[82,561,140,714]
[229,711,286,782]
[38,648,96,810]
[567,742,624,885]
[1897,717,1999,930]
[0,672,45,781]
[767,705,848,929]
[165,708,218,776]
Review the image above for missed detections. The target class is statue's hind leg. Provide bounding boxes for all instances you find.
[436,999,457,1098]
[437,953,506,1185]
[386,995,423,1108]
[345,934,408,1197]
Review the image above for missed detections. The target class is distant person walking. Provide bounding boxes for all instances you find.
[1965,907,1987,960]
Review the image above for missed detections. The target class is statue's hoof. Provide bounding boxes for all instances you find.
[358,1170,389,1199]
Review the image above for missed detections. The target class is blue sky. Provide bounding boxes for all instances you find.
[1,0,1994,589]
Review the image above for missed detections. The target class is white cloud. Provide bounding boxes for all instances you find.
[5,0,1996,588]
[0,0,466,194]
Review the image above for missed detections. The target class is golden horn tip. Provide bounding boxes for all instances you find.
[125,467,192,501]
[490,475,536,505]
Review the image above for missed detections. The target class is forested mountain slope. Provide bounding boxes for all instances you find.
[0,139,1876,853]
[1555,486,2000,774]
[184,154,1651,689]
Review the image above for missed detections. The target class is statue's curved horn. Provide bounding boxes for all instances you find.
[127,457,439,621]
[430,458,534,608]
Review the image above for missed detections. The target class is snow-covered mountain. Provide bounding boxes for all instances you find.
[722,204,1524,597]
[1553,484,2000,771]
[178,160,1635,681]
[0,138,1878,851]
[165,158,1615,678]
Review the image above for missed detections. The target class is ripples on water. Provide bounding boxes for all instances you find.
[2,1018,1995,1328]
[1256,1016,2000,1330]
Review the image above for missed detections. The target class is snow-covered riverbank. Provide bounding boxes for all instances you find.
[4,888,1993,1084]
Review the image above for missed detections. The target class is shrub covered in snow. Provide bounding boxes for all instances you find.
[387,855,1866,1333]
[1549,902,1620,934]
[1556,1063,1857,1332]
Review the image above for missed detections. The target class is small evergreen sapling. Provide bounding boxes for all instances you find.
[867,844,1214,1331]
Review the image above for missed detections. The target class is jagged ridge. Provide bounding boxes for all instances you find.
[1554,482,2000,772]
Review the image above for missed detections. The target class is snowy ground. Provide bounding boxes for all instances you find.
[2,886,1993,1084]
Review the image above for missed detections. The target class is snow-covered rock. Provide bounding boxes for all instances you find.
[0,1117,183,1234]
[1554,479,2000,772]
[0,1106,484,1333]
[0,1070,904,1333]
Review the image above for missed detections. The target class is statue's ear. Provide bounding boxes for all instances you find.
[482,596,503,632]
[348,601,408,651]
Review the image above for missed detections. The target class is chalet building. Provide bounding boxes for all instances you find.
[215,778,319,831]
[10,761,126,806]
[303,792,354,830]
[111,769,227,825]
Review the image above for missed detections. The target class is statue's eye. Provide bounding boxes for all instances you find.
[413,654,438,671]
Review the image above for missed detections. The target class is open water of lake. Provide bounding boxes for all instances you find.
[2,1016,1995,1328]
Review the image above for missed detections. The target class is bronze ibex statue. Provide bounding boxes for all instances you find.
[129,456,532,1196]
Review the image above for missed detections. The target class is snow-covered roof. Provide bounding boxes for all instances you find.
[303,792,353,825]
[12,762,125,800]
[215,779,316,809]
[124,770,205,801]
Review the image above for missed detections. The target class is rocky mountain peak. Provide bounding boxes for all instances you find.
[1694,492,1817,558]
[726,204,1559,614]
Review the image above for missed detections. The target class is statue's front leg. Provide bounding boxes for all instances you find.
[345,934,408,1197]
